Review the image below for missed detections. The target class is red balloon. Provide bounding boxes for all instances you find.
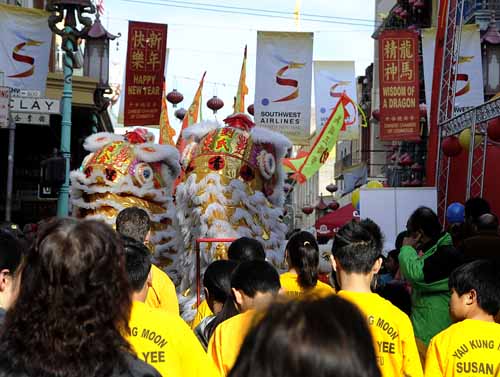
[487,117,500,142]
[442,136,462,157]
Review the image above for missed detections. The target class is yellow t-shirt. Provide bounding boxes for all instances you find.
[207,310,256,377]
[425,319,500,377]
[191,299,214,329]
[146,264,179,316]
[338,290,423,377]
[127,300,219,377]
[280,271,335,298]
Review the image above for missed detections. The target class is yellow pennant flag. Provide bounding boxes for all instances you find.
[159,81,176,145]
[233,45,248,114]
[177,71,206,152]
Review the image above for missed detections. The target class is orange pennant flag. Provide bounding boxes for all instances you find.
[233,45,248,114]
[159,80,176,145]
[177,71,206,153]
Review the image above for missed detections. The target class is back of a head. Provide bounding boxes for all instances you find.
[449,260,500,316]
[203,260,238,303]
[465,197,491,224]
[332,220,381,274]
[286,231,319,289]
[228,237,266,263]
[229,295,381,377]
[407,206,442,240]
[0,230,24,275]
[395,230,409,251]
[116,207,151,243]
[122,235,152,292]
[476,213,499,232]
[231,260,280,297]
[0,218,132,376]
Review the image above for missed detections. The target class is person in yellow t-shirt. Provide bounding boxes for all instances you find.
[280,231,335,298]
[191,237,266,329]
[331,219,423,377]
[207,260,281,377]
[425,260,500,377]
[122,236,219,377]
[116,207,179,315]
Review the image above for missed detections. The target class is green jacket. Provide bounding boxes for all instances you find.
[398,233,454,345]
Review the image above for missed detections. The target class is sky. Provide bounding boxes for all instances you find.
[104,0,376,134]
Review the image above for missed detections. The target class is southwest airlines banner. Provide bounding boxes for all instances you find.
[422,24,484,115]
[254,31,313,145]
[314,61,358,140]
[0,4,51,94]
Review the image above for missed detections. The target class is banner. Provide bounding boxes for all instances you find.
[0,4,51,94]
[254,31,313,145]
[422,24,484,115]
[314,60,358,140]
[379,30,420,141]
[282,94,347,184]
[124,21,167,126]
[342,163,367,195]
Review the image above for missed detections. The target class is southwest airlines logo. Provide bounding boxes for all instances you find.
[320,70,356,126]
[8,34,44,79]
[261,55,305,106]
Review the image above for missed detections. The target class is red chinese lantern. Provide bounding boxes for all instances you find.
[207,96,224,114]
[166,89,183,107]
[487,117,500,142]
[442,136,462,157]
[302,206,314,215]
[247,104,254,116]
[326,183,338,193]
[316,197,328,211]
[174,108,187,121]
[328,201,340,211]
[372,109,380,121]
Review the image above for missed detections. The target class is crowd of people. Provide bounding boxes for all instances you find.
[0,197,499,377]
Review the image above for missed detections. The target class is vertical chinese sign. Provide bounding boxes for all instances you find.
[124,21,167,126]
[379,30,420,141]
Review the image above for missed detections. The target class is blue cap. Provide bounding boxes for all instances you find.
[446,202,465,224]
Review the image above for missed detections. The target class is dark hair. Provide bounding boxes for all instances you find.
[387,249,400,263]
[204,260,238,304]
[360,219,384,252]
[407,207,442,240]
[286,231,319,289]
[395,230,409,251]
[0,230,25,276]
[228,237,266,262]
[229,295,381,377]
[203,260,239,341]
[449,260,500,316]
[377,283,411,316]
[332,220,382,274]
[116,207,151,243]
[231,260,281,297]
[476,213,498,232]
[464,197,491,223]
[0,218,133,377]
[122,235,152,292]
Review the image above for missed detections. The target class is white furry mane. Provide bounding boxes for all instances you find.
[182,120,221,141]
[251,127,292,158]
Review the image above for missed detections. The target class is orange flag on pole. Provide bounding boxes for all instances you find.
[177,71,206,153]
[233,46,248,114]
[159,80,176,145]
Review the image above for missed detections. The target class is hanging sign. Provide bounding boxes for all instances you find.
[0,87,9,129]
[254,31,313,145]
[379,30,420,141]
[124,21,167,126]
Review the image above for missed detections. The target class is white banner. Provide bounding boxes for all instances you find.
[254,31,313,145]
[422,24,484,115]
[314,61,358,140]
[0,4,51,95]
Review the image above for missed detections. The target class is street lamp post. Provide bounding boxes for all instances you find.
[47,0,94,217]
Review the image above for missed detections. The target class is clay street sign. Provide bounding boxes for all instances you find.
[9,97,60,114]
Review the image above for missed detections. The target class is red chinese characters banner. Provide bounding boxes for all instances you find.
[379,30,420,141]
[124,21,167,126]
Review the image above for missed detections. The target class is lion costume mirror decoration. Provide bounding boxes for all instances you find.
[70,128,182,268]
[174,113,292,313]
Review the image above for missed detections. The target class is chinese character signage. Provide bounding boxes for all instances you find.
[124,21,167,126]
[379,30,420,141]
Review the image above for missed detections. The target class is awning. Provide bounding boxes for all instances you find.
[315,203,359,236]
